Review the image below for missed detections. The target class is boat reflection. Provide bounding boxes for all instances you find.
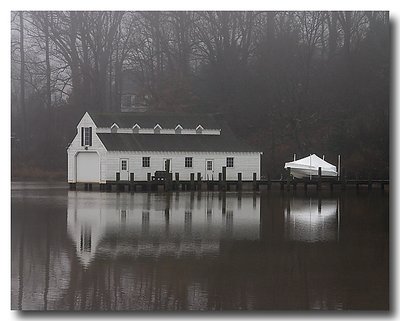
[67,191,261,267]
[284,197,340,242]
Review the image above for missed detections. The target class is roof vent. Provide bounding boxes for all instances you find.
[196,125,204,134]
[175,124,183,134]
[111,123,119,133]
[132,123,141,133]
[154,124,162,134]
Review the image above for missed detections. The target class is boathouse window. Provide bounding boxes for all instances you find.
[227,157,234,168]
[207,160,213,171]
[185,157,193,168]
[81,127,92,146]
[121,159,128,171]
[142,157,150,167]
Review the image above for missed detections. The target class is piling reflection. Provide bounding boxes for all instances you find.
[284,197,339,242]
[67,191,260,268]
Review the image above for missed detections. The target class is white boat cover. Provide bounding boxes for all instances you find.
[284,154,337,179]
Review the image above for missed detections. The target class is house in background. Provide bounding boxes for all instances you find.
[120,70,149,112]
[67,112,262,187]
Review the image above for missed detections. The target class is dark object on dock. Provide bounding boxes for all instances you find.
[153,170,170,181]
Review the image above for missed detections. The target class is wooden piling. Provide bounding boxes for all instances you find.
[238,173,242,191]
[317,167,322,191]
[341,168,346,190]
[197,172,202,190]
[130,173,135,192]
[174,173,180,190]
[253,173,258,191]
[146,173,151,191]
[190,173,195,190]
[69,183,76,191]
[222,167,227,191]
[286,167,291,191]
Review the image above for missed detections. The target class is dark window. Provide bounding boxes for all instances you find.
[185,157,193,168]
[121,159,128,171]
[82,127,92,146]
[227,157,234,168]
[142,157,150,167]
[207,160,213,171]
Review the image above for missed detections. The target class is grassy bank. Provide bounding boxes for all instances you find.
[11,166,66,181]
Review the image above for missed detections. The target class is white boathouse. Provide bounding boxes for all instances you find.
[67,112,262,186]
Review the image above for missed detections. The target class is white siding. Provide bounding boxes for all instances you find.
[67,112,107,183]
[68,113,261,183]
[102,151,261,181]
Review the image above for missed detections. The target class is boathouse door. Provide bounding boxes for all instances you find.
[76,152,100,183]
[164,158,172,172]
[120,158,129,180]
[205,159,214,181]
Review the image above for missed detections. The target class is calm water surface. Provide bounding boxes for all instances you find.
[11,182,389,311]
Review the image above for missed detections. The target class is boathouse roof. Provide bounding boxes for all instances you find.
[89,112,260,153]
[97,132,258,152]
[90,112,220,130]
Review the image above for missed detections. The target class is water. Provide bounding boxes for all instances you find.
[11,182,389,311]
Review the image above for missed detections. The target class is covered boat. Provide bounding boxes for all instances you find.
[284,154,337,179]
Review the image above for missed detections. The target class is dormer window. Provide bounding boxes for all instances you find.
[196,125,204,134]
[175,124,183,134]
[81,127,92,146]
[154,124,162,134]
[132,123,141,133]
[111,123,119,133]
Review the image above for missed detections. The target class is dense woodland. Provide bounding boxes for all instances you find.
[11,11,390,179]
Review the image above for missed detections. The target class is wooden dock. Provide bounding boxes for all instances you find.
[69,167,389,192]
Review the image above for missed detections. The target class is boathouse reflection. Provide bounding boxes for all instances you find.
[67,191,261,267]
